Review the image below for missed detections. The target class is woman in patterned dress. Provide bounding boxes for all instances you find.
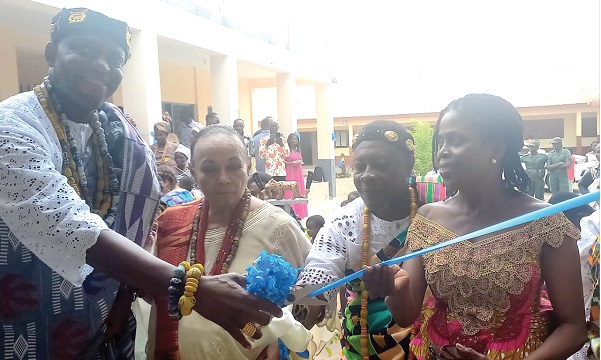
[364,94,586,359]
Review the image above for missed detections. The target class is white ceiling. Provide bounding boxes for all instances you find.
[2,0,281,82]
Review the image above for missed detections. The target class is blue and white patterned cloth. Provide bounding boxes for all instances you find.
[0,91,160,359]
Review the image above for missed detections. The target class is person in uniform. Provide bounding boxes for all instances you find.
[521,140,548,199]
[547,136,572,194]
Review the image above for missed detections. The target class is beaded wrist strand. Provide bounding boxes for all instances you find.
[168,263,187,320]
[178,262,204,317]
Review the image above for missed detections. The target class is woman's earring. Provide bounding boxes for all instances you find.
[491,159,497,164]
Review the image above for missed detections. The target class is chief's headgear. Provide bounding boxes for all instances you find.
[49,8,131,59]
[352,120,415,156]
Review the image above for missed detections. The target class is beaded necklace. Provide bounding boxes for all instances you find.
[360,186,417,360]
[33,78,120,227]
[154,145,169,164]
[189,189,251,275]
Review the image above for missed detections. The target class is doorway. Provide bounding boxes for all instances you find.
[299,131,314,166]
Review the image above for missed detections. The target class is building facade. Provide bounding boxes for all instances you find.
[0,0,340,195]
[298,99,600,170]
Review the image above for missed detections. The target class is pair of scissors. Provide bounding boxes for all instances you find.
[284,283,329,306]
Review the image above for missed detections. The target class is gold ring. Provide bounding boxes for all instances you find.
[242,322,257,337]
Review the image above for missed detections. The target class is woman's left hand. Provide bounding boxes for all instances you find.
[257,342,281,360]
[452,344,488,360]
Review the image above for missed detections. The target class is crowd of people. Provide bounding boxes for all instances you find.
[521,137,599,200]
[0,8,599,360]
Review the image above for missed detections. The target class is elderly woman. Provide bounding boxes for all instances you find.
[147,125,312,359]
[150,121,178,165]
[365,94,585,359]
[295,120,420,359]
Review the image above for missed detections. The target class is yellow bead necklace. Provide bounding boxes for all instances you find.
[360,186,417,360]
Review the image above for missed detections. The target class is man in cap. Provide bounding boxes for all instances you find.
[547,136,572,194]
[0,8,282,359]
[520,140,548,200]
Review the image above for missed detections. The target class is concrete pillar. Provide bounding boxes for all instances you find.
[121,29,162,143]
[194,66,211,121]
[238,78,252,126]
[563,115,577,149]
[315,81,336,198]
[276,72,297,136]
[576,111,583,154]
[0,30,19,101]
[210,55,238,125]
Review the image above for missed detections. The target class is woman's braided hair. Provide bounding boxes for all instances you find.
[432,93,530,194]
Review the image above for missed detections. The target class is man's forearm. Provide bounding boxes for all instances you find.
[87,230,175,298]
[548,163,563,171]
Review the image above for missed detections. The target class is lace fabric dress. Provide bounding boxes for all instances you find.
[407,213,580,360]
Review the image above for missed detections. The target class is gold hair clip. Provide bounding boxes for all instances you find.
[352,134,360,144]
[384,131,398,142]
[125,30,132,46]
[405,139,415,152]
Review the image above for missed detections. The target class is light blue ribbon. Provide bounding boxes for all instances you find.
[308,190,600,298]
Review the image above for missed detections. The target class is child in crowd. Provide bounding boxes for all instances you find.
[347,191,360,203]
[305,215,325,243]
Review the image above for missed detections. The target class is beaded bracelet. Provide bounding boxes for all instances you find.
[179,262,204,316]
[167,262,187,320]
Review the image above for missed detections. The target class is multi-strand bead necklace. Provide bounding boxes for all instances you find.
[33,78,120,226]
[189,189,251,274]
